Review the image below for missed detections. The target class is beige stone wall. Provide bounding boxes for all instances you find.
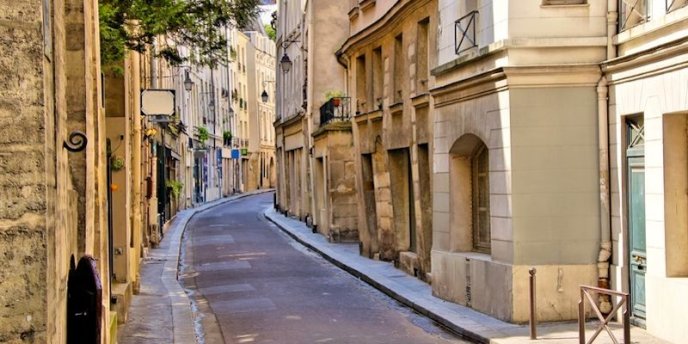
[0,1,51,340]
[607,34,688,342]
[1,0,110,342]
[313,128,358,242]
[346,0,437,277]
[431,83,601,322]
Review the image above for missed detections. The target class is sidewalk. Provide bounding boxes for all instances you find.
[264,208,670,344]
[118,190,273,344]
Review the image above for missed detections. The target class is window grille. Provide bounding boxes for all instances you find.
[455,11,478,55]
[472,144,490,253]
[619,0,649,31]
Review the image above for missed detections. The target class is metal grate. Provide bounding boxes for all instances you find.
[455,11,478,55]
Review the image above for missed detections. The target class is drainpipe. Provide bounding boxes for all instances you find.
[596,0,618,313]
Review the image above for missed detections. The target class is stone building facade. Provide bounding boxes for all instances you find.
[604,1,688,342]
[275,0,358,242]
[339,0,437,278]
[0,0,112,342]
[246,31,276,191]
[429,0,607,323]
[275,0,309,221]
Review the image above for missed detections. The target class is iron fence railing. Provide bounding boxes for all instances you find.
[319,96,352,126]
[578,285,630,344]
[455,10,478,55]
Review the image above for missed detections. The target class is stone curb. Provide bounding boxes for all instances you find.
[263,207,496,344]
[161,189,274,344]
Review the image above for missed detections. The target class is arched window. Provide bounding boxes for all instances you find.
[471,144,490,253]
[449,134,491,254]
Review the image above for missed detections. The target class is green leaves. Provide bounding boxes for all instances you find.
[99,0,261,67]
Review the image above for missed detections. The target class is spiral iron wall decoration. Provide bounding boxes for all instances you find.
[63,131,88,152]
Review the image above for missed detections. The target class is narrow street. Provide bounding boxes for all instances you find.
[179,192,468,344]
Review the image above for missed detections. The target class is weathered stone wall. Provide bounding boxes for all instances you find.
[0,0,51,341]
[1,0,110,342]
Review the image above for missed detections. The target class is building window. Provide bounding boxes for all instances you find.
[449,134,491,254]
[472,144,490,253]
[542,0,586,5]
[356,54,367,112]
[372,47,383,110]
[393,34,404,103]
[416,18,430,93]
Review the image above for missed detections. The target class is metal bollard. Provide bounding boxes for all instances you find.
[529,267,537,340]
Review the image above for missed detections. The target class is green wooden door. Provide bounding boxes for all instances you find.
[627,117,646,320]
[628,159,646,319]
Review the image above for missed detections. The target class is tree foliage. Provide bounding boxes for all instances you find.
[264,23,275,41]
[99,0,261,67]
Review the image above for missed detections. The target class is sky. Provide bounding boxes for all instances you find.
[259,4,278,26]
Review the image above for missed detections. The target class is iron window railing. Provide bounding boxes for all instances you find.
[455,10,478,55]
[319,97,351,126]
[666,0,688,12]
[619,0,649,31]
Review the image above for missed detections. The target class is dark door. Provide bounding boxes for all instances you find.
[627,118,646,320]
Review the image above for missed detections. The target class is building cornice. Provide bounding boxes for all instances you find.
[274,112,305,130]
[603,34,688,85]
[337,0,432,57]
[431,64,601,108]
[312,121,353,138]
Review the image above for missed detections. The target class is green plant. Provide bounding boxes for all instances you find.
[223,131,233,146]
[197,127,209,143]
[324,90,345,100]
[166,179,183,200]
[98,0,261,67]
[110,156,125,171]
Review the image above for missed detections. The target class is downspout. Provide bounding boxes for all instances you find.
[597,0,618,313]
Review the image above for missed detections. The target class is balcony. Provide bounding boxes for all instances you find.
[319,97,352,127]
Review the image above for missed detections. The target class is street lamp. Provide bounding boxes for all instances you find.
[280,53,292,73]
[183,70,194,91]
[279,38,300,73]
[261,80,275,103]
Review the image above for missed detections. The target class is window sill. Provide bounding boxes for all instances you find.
[540,3,589,9]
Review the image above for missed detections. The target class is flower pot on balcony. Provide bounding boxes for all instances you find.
[332,97,341,107]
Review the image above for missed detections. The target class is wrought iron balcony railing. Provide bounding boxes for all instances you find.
[455,10,478,55]
[319,97,352,126]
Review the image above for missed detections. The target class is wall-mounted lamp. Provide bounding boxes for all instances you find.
[279,38,300,73]
[183,70,194,92]
[280,53,292,73]
[261,80,276,103]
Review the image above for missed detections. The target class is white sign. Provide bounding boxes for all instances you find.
[141,89,175,116]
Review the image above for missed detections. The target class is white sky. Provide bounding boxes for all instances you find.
[259,5,278,26]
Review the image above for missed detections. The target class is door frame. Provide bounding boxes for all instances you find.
[625,116,646,325]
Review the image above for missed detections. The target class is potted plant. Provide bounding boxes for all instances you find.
[325,90,344,107]
[197,127,209,146]
[223,131,233,146]
[166,179,183,200]
[110,155,125,172]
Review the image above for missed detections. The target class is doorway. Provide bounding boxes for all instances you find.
[626,116,646,321]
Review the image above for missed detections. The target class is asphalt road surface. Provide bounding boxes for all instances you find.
[180,192,470,344]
